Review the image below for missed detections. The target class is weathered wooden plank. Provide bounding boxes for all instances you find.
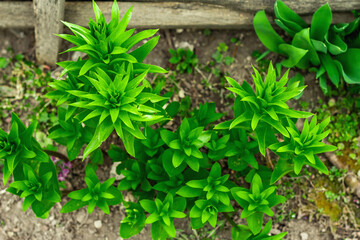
[33,0,65,66]
[65,2,252,29]
[129,0,360,13]
[0,1,358,30]
[65,2,358,29]
[0,2,34,28]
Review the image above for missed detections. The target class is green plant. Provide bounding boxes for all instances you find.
[0,56,10,69]
[316,94,360,167]
[199,42,235,91]
[324,190,345,202]
[0,50,57,129]
[169,48,198,74]
[203,29,211,36]
[47,0,168,158]
[178,163,234,228]
[160,118,211,172]
[328,166,348,182]
[179,95,192,117]
[8,163,59,212]
[269,116,337,183]
[254,0,360,94]
[61,166,122,214]
[140,193,186,239]
[48,107,93,160]
[215,64,312,156]
[212,43,234,66]
[1,1,339,239]
[251,50,271,74]
[120,202,146,238]
[231,37,241,46]
[231,174,286,234]
[3,114,60,218]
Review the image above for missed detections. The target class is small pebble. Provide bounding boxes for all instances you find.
[94,220,102,229]
[76,211,86,223]
[7,231,14,238]
[300,232,309,240]
[175,41,194,52]
[16,201,22,210]
[179,89,185,98]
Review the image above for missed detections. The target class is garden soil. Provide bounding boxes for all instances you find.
[0,27,356,240]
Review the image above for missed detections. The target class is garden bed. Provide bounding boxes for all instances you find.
[1,1,360,240]
[1,26,360,239]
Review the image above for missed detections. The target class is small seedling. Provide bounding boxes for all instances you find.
[169,48,199,74]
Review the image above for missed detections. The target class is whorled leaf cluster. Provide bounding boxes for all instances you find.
[46,0,169,158]
[2,114,61,218]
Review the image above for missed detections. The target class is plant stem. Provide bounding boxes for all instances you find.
[266,148,274,170]
[223,212,239,229]
[43,149,69,162]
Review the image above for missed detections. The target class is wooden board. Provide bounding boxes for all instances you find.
[33,0,65,66]
[129,0,360,13]
[0,2,34,28]
[0,1,358,29]
[65,2,253,29]
[1,1,357,66]
[65,1,359,29]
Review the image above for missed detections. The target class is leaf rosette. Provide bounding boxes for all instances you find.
[57,0,166,76]
[161,118,211,172]
[216,63,311,155]
[231,174,286,234]
[269,116,337,183]
[140,193,186,239]
[120,202,146,239]
[61,167,122,214]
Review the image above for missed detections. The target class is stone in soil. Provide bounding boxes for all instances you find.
[94,220,102,229]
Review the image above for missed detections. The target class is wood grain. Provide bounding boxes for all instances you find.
[33,0,65,66]
[129,0,360,13]
[0,1,358,30]
[65,2,253,29]
[0,2,34,28]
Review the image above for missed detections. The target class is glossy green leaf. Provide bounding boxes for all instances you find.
[130,36,160,63]
[253,11,285,53]
[278,43,308,68]
[274,0,307,32]
[310,3,332,41]
[292,28,320,66]
[246,212,263,235]
[311,39,328,53]
[324,29,348,55]
[270,159,293,184]
[60,199,88,213]
[319,53,340,87]
[335,48,360,84]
